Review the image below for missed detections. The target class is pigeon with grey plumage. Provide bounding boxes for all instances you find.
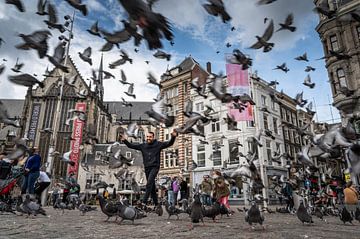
[98,195,119,222]
[11,58,24,73]
[303,74,315,89]
[109,50,133,68]
[305,66,315,72]
[7,139,28,160]
[126,122,139,138]
[257,0,277,5]
[203,0,231,23]
[294,91,307,107]
[340,207,353,224]
[227,49,252,70]
[273,63,289,73]
[190,193,204,225]
[47,42,69,72]
[5,0,24,12]
[36,0,47,15]
[250,20,274,52]
[191,77,207,98]
[147,72,162,88]
[117,200,147,224]
[245,202,264,229]
[297,144,314,167]
[313,0,336,19]
[77,203,97,216]
[297,201,313,224]
[153,50,171,61]
[23,195,47,216]
[102,70,115,79]
[209,75,237,103]
[16,30,52,59]
[0,100,20,128]
[0,64,5,75]
[145,99,175,127]
[87,21,101,37]
[44,3,65,33]
[54,198,67,214]
[78,47,92,65]
[246,128,264,148]
[121,97,133,107]
[100,29,131,51]
[8,74,44,88]
[121,19,143,46]
[124,83,136,99]
[118,0,173,50]
[119,70,131,85]
[65,0,87,16]
[295,52,308,62]
[276,13,296,32]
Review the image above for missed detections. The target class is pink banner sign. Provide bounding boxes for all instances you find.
[226,63,253,121]
[68,102,86,176]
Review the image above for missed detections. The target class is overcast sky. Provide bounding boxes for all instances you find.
[0,0,340,123]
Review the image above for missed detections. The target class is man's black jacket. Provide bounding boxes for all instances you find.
[123,136,176,168]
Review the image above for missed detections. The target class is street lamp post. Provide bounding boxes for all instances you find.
[41,11,76,206]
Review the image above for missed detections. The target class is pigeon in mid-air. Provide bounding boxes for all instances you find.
[64,0,87,16]
[153,50,171,61]
[109,50,133,68]
[36,0,47,15]
[256,0,277,5]
[226,49,252,70]
[119,70,131,85]
[118,0,173,50]
[295,52,308,62]
[303,74,315,89]
[249,20,274,52]
[44,3,65,33]
[5,0,25,12]
[145,99,175,128]
[11,58,24,73]
[0,100,21,128]
[0,64,5,75]
[78,47,92,65]
[273,63,289,73]
[87,21,101,37]
[294,91,307,107]
[203,0,231,23]
[297,144,314,167]
[276,13,296,32]
[100,28,131,51]
[47,42,69,72]
[305,66,315,72]
[313,0,336,19]
[147,72,162,88]
[8,74,44,88]
[59,151,76,166]
[124,84,136,99]
[16,30,52,59]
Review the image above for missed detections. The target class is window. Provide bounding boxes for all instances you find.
[247,141,259,157]
[247,120,255,127]
[195,102,204,112]
[329,72,337,95]
[164,152,170,168]
[284,128,289,140]
[336,68,347,87]
[330,35,339,51]
[261,95,267,106]
[85,173,101,189]
[273,118,278,134]
[291,113,296,125]
[228,140,239,164]
[263,114,268,130]
[266,140,272,165]
[271,99,276,110]
[118,177,132,190]
[286,110,291,122]
[211,118,220,132]
[212,150,221,166]
[197,145,205,167]
[183,82,188,94]
[138,128,145,142]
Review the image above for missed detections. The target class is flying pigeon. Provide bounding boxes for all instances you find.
[249,20,274,52]
[295,52,309,62]
[64,0,87,16]
[8,74,44,88]
[47,42,69,73]
[5,0,25,12]
[203,0,231,23]
[78,47,92,65]
[16,30,52,59]
[44,3,66,33]
[303,74,315,89]
[87,21,101,37]
[276,13,296,32]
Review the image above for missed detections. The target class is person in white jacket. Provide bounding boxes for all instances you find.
[34,167,51,204]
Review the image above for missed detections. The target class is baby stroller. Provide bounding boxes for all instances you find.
[0,161,24,200]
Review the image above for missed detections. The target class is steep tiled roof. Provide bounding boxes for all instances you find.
[105,101,153,120]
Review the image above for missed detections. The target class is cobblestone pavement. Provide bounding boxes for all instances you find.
[0,206,360,239]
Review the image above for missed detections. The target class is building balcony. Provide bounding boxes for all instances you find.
[332,93,359,114]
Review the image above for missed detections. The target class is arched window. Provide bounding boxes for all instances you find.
[138,128,145,143]
[336,68,347,87]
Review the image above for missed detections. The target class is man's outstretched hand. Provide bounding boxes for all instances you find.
[171,129,178,137]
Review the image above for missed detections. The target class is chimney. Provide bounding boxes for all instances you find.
[206,62,212,74]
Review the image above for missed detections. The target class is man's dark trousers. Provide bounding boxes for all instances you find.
[143,167,159,205]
